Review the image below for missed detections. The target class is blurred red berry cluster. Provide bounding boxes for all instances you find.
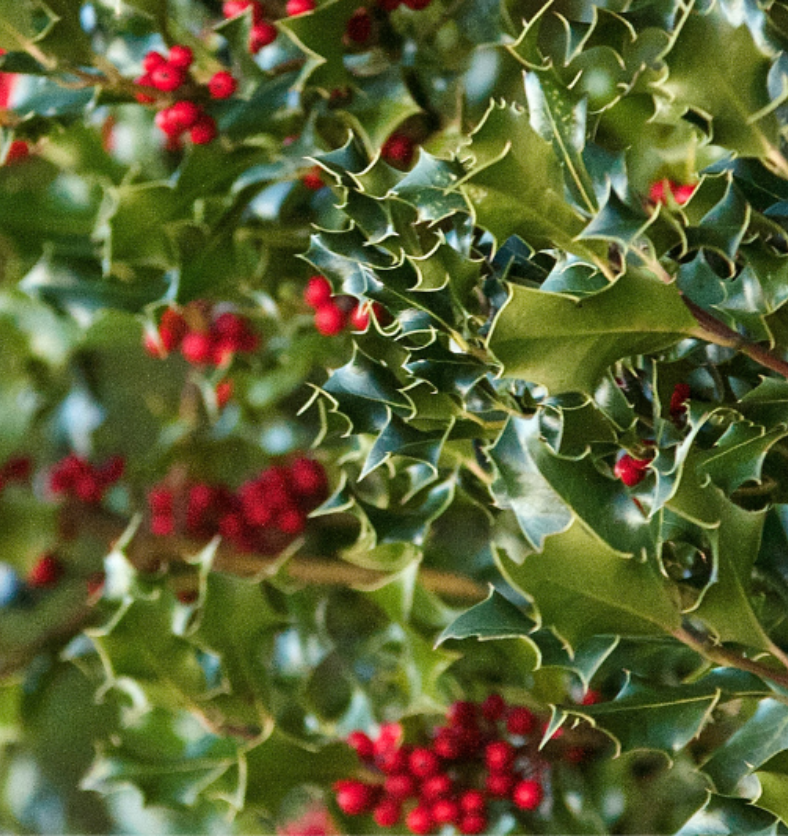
[303,275,387,336]
[144,303,260,366]
[0,455,32,494]
[135,45,237,147]
[222,1,279,53]
[148,457,328,553]
[49,454,125,504]
[335,695,551,834]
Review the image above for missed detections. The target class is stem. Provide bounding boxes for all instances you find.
[673,624,788,690]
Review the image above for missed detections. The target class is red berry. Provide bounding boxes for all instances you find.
[432,798,460,825]
[151,513,175,536]
[613,453,651,487]
[75,472,103,503]
[171,100,202,131]
[672,182,697,204]
[648,179,696,206]
[286,0,315,14]
[150,62,187,92]
[581,689,602,706]
[347,730,375,761]
[377,746,410,775]
[481,693,506,722]
[405,805,434,835]
[512,779,543,811]
[189,114,218,145]
[28,554,63,588]
[348,302,370,331]
[168,44,193,69]
[459,813,487,835]
[224,0,264,20]
[275,507,306,535]
[181,331,214,365]
[155,107,184,138]
[670,382,691,420]
[208,70,237,99]
[158,308,188,349]
[4,140,29,165]
[149,486,175,517]
[432,727,462,760]
[334,780,377,816]
[1,456,32,482]
[506,706,536,736]
[289,458,328,499]
[346,8,372,43]
[249,21,278,52]
[142,51,167,72]
[216,379,234,409]
[381,132,415,166]
[134,74,157,103]
[384,772,418,799]
[459,790,486,815]
[314,303,346,336]
[421,774,453,800]
[485,771,515,798]
[448,701,478,727]
[301,167,324,190]
[373,797,401,827]
[408,747,440,778]
[485,740,515,772]
[304,275,333,308]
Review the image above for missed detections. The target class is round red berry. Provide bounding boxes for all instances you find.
[304,275,333,308]
[150,62,187,92]
[346,8,372,43]
[405,805,434,835]
[181,331,214,364]
[448,701,478,727]
[459,789,486,815]
[314,303,346,336]
[142,51,167,72]
[485,771,515,798]
[275,507,306,535]
[249,21,277,51]
[459,813,487,835]
[215,379,234,409]
[169,100,202,132]
[381,132,415,167]
[613,453,651,487]
[373,797,401,827]
[155,106,185,138]
[334,780,378,816]
[432,798,460,825]
[506,706,536,736]
[481,692,507,722]
[286,0,316,14]
[167,44,194,69]
[348,302,370,331]
[485,740,515,772]
[28,554,63,588]
[347,730,375,761]
[421,773,452,800]
[377,745,410,775]
[208,70,237,100]
[433,727,462,760]
[189,114,218,145]
[408,747,440,778]
[512,778,543,811]
[301,167,324,190]
[384,772,418,799]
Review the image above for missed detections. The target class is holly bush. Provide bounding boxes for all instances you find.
[6,0,788,833]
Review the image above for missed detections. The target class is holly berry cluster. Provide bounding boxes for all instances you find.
[334,695,550,835]
[222,0,317,54]
[144,303,260,366]
[303,275,387,336]
[135,45,237,147]
[0,455,32,494]
[48,454,125,504]
[148,457,328,554]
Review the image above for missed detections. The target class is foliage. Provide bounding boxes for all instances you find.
[5,0,788,833]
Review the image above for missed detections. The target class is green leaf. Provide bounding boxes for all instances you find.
[659,7,781,160]
[564,676,719,756]
[497,519,681,648]
[487,266,697,395]
[754,751,788,825]
[702,698,788,796]
[436,587,536,643]
[677,793,783,836]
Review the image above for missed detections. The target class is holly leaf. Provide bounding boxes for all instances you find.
[676,793,783,836]
[754,751,788,825]
[487,266,697,395]
[497,519,681,649]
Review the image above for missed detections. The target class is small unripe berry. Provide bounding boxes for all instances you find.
[512,778,543,811]
[314,302,346,336]
[304,275,333,308]
[286,0,315,14]
[208,70,237,99]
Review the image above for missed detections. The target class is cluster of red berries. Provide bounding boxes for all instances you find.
[334,696,549,835]
[135,45,237,147]
[144,303,260,366]
[148,457,328,554]
[222,0,316,54]
[648,179,697,206]
[303,275,387,336]
[0,455,32,494]
[49,454,125,504]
